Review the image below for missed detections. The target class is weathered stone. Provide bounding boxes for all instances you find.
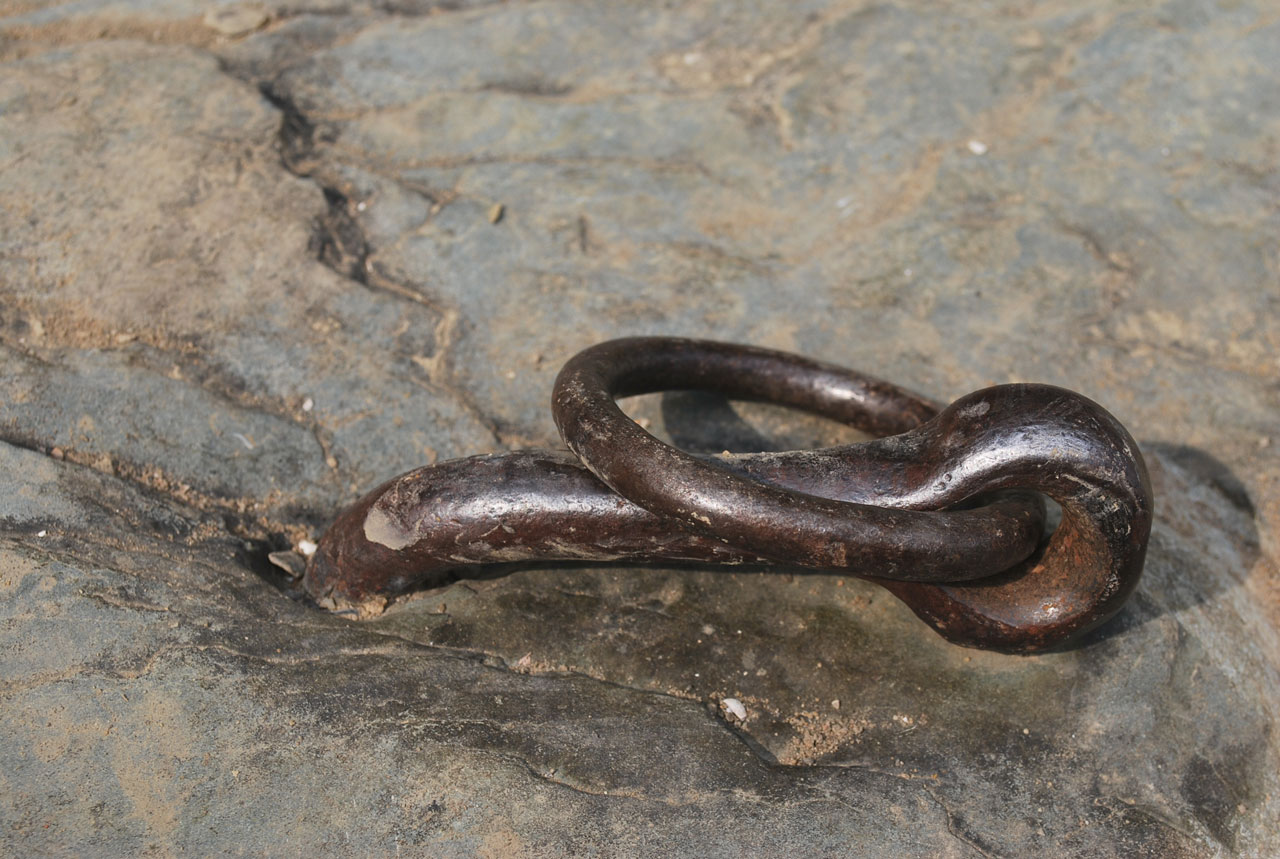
[1,0,1277,855]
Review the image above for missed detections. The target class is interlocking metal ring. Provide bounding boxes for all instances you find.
[304,337,1152,652]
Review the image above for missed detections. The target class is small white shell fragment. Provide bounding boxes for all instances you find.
[302,397,314,412]
[297,539,318,556]
[37,530,47,537]
[831,699,841,710]
[722,697,747,720]
[967,139,989,155]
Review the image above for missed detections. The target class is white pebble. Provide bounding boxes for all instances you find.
[298,539,318,556]
[37,530,47,537]
[967,139,988,155]
[302,397,314,412]
[722,697,747,720]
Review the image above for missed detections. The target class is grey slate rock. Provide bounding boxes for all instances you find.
[1,0,1278,855]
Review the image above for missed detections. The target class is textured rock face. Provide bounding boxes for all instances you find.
[1,1,1278,855]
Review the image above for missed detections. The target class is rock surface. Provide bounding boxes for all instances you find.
[2,0,1278,855]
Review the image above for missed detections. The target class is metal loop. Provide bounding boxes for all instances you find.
[304,337,1151,652]
[553,338,1152,651]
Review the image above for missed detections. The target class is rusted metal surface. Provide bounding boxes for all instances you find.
[305,337,1151,652]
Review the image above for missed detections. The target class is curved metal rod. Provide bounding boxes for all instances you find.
[554,338,1153,652]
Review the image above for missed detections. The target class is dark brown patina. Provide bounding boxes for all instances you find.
[305,337,1151,653]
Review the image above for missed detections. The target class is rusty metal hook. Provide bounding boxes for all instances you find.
[304,337,1151,653]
